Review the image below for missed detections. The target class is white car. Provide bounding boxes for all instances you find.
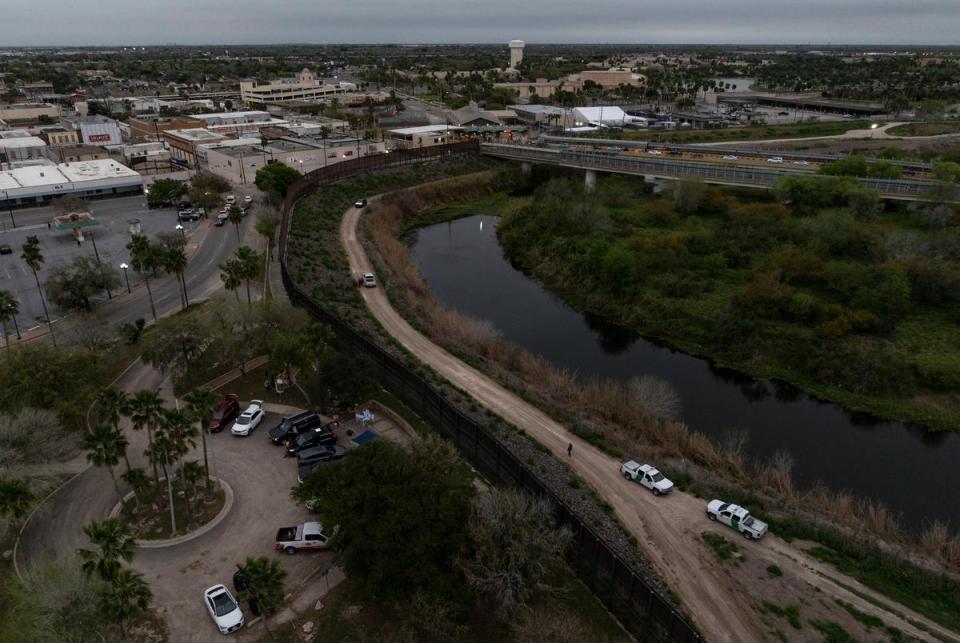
[361,272,376,288]
[620,461,674,495]
[243,195,253,203]
[647,149,663,155]
[225,194,236,204]
[231,400,264,436]
[722,155,738,161]
[766,156,784,164]
[792,160,810,166]
[706,500,768,540]
[204,584,244,634]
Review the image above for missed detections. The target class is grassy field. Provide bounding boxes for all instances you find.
[590,119,872,144]
[887,122,960,137]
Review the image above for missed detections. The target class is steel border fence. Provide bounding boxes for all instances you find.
[279,142,704,643]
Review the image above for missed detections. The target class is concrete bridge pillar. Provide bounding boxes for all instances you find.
[585,169,597,192]
[644,175,671,194]
[521,162,532,175]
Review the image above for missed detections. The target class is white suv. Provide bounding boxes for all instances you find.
[231,400,264,436]
[204,584,243,634]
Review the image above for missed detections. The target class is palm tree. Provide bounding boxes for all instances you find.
[20,242,56,345]
[0,289,20,347]
[100,568,153,640]
[160,245,189,310]
[161,408,197,500]
[227,205,244,243]
[234,245,260,307]
[181,460,205,509]
[96,387,131,471]
[125,389,165,486]
[145,427,178,535]
[83,423,128,503]
[121,467,150,510]
[236,556,287,642]
[219,259,243,305]
[126,234,158,322]
[77,517,136,581]
[0,477,34,520]
[255,214,279,300]
[319,125,331,169]
[183,387,218,493]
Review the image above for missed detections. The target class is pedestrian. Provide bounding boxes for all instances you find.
[46,221,51,230]
[567,442,573,457]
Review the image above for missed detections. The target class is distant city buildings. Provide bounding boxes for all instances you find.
[240,69,356,106]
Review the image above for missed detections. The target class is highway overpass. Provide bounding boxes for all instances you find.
[480,143,939,201]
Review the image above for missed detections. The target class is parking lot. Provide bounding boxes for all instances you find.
[0,194,207,333]
[133,407,336,643]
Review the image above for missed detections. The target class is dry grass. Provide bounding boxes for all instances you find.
[363,179,960,574]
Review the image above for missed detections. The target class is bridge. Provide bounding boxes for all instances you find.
[479,142,939,201]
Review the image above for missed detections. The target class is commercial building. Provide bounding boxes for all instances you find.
[121,142,172,175]
[66,115,124,146]
[204,136,384,184]
[127,116,204,142]
[512,105,573,128]
[38,126,80,146]
[240,69,356,106]
[0,136,49,168]
[388,125,462,149]
[495,78,563,100]
[162,128,228,167]
[58,145,109,163]
[0,159,142,208]
[572,106,646,128]
[564,69,646,92]
[0,102,61,126]
[190,111,287,135]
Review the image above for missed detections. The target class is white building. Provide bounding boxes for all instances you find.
[0,158,142,207]
[0,136,48,168]
[388,125,462,149]
[67,116,124,146]
[239,69,356,106]
[190,111,288,135]
[572,106,645,128]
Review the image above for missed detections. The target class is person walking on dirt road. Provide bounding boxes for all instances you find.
[567,442,573,457]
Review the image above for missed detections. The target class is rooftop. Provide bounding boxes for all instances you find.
[0,102,55,111]
[0,136,47,149]
[193,111,272,121]
[164,128,228,142]
[388,125,463,135]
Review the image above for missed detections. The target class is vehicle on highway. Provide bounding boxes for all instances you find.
[268,410,325,445]
[722,155,739,161]
[231,400,264,436]
[285,422,339,456]
[177,208,202,222]
[203,584,244,634]
[209,394,241,433]
[793,160,810,166]
[766,157,785,164]
[647,149,663,155]
[706,500,768,540]
[232,570,260,616]
[216,211,228,226]
[620,461,674,495]
[355,197,367,208]
[275,521,333,554]
[361,272,376,288]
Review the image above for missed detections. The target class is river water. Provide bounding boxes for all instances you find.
[410,214,960,527]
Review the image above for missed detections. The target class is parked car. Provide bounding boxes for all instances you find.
[285,422,338,456]
[0,244,11,255]
[268,411,324,445]
[354,197,367,208]
[766,156,785,164]
[298,451,346,482]
[232,570,260,616]
[243,195,253,204]
[722,155,738,161]
[216,212,228,226]
[209,394,241,433]
[620,461,674,495]
[297,445,346,482]
[706,500,768,540]
[177,209,201,222]
[225,194,236,204]
[203,584,244,634]
[231,400,264,436]
[275,521,333,554]
[361,272,376,288]
[26,235,38,245]
[793,160,810,166]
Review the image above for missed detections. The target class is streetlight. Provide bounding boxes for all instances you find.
[89,231,111,299]
[120,262,131,293]
[175,223,185,244]
[1,190,15,229]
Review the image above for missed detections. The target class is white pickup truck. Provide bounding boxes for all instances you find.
[706,500,768,540]
[620,460,674,496]
[275,522,333,554]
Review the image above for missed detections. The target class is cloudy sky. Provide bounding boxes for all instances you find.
[1,0,957,46]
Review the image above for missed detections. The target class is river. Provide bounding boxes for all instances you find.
[410,214,960,527]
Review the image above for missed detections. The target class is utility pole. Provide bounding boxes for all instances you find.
[89,230,111,299]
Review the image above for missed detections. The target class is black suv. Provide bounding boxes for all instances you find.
[285,422,339,456]
[268,411,323,445]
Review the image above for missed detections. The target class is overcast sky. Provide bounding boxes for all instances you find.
[1,0,958,47]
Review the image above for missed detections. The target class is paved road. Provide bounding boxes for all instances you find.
[340,201,954,642]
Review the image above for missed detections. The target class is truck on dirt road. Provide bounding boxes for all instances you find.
[706,500,768,540]
[275,522,333,554]
[620,460,674,495]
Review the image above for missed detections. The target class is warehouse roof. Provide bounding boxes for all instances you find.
[0,136,47,149]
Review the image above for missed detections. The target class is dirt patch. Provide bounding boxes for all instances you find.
[120,485,225,541]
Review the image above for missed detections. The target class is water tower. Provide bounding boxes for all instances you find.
[509,40,525,68]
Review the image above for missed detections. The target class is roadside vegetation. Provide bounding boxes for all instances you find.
[888,122,960,137]
[289,437,629,642]
[595,119,873,144]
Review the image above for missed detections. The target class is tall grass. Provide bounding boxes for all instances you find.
[362,180,960,577]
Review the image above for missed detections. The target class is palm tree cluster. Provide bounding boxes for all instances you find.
[77,516,152,639]
[219,245,261,307]
[86,385,220,537]
[126,233,191,320]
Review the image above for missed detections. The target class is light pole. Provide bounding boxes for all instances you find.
[120,262,131,294]
[89,231,111,299]
[1,190,15,229]
[175,223,185,244]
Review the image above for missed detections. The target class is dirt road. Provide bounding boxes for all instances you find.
[341,203,956,642]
